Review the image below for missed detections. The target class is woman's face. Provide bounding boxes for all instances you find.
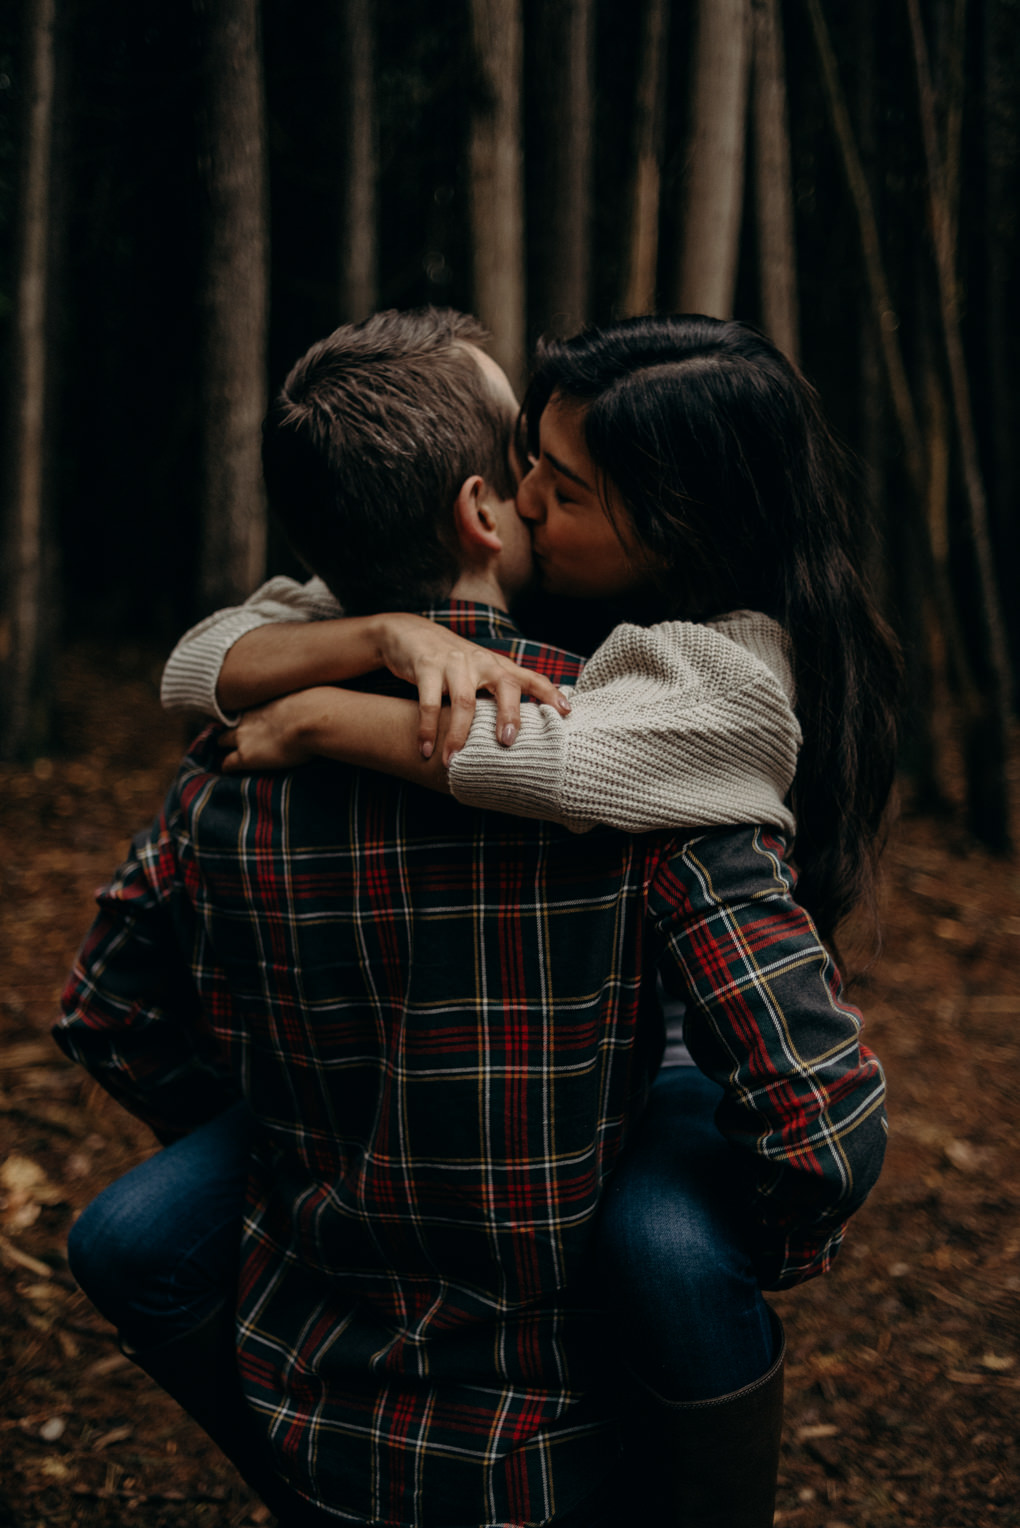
[516,393,652,601]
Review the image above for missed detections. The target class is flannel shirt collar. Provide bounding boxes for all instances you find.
[419,599,522,643]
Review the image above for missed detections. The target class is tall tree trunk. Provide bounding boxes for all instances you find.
[1,0,57,761]
[805,0,926,497]
[808,0,975,812]
[906,0,1013,849]
[983,0,1020,693]
[339,0,377,321]
[854,0,888,611]
[194,0,269,612]
[674,0,752,317]
[750,0,799,361]
[530,0,595,338]
[620,0,670,317]
[467,0,525,391]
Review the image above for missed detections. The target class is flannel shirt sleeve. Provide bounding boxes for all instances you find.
[53,810,238,1143]
[649,827,888,1290]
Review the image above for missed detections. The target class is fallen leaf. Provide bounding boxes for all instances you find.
[83,1352,132,1378]
[797,1423,840,1440]
[92,1424,134,1450]
[981,1352,1015,1371]
[945,1139,986,1173]
[935,918,967,941]
[0,1234,53,1277]
[0,1154,65,1230]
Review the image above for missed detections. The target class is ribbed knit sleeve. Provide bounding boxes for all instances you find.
[447,611,801,836]
[159,576,343,723]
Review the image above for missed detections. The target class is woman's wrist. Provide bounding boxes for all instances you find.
[289,686,355,753]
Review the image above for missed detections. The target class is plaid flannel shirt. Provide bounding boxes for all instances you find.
[56,601,886,1527]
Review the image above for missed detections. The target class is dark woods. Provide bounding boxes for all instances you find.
[2,0,1019,850]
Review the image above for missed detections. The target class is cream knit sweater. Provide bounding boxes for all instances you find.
[161,576,800,837]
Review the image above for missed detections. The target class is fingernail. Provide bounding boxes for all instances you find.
[500,724,517,746]
[558,699,571,713]
[420,740,433,760]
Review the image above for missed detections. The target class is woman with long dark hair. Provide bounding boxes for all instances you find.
[453,313,899,945]
[137,314,899,1526]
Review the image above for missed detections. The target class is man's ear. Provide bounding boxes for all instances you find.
[453,476,503,559]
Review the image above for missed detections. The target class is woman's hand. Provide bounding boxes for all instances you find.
[371,613,570,763]
[217,686,453,796]
[218,691,329,774]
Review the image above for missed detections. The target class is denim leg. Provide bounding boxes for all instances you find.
[68,1100,254,1348]
[596,1067,775,1401]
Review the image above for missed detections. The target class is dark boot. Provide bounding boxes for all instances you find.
[121,1303,297,1522]
[617,1308,785,1527]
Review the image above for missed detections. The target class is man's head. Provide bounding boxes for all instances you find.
[262,308,529,614]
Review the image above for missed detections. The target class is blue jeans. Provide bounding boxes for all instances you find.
[68,1100,255,1349]
[69,1072,773,1401]
[595,1065,774,1400]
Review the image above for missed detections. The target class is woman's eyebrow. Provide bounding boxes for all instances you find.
[545,450,593,492]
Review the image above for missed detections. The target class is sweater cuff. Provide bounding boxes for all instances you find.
[160,609,281,724]
[448,700,585,829]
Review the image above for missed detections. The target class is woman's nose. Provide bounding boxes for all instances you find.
[516,467,543,522]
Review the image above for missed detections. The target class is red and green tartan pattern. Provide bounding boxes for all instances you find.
[56,603,885,1526]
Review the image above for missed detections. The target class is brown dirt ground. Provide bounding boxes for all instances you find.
[1,643,1018,1528]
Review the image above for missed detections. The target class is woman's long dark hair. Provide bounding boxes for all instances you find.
[524,314,902,943]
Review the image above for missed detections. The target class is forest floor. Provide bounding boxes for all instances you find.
[1,643,1018,1528]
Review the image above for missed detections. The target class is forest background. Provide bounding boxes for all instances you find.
[1,2,1019,1526]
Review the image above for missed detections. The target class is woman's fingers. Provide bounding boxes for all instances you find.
[442,672,480,765]
[217,729,241,771]
[416,668,445,759]
[492,677,522,747]
[520,670,572,715]
[410,646,572,763]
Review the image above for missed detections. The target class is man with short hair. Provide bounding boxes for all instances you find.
[57,309,884,1528]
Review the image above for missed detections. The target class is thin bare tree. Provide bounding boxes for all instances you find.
[906,0,1013,847]
[750,0,799,360]
[620,0,670,317]
[339,0,377,321]
[194,0,270,611]
[531,0,596,337]
[983,0,1020,688]
[467,0,526,390]
[1,0,57,760]
[674,0,752,316]
[804,0,926,496]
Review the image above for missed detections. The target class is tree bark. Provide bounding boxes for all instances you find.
[530,0,595,338]
[620,0,670,317]
[808,0,977,814]
[983,0,1020,692]
[674,0,752,317]
[750,0,799,361]
[1,0,57,760]
[805,0,926,498]
[906,0,1013,849]
[467,0,526,391]
[194,0,269,612]
[339,0,377,321]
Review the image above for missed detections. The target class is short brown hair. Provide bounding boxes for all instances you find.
[261,308,517,613]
